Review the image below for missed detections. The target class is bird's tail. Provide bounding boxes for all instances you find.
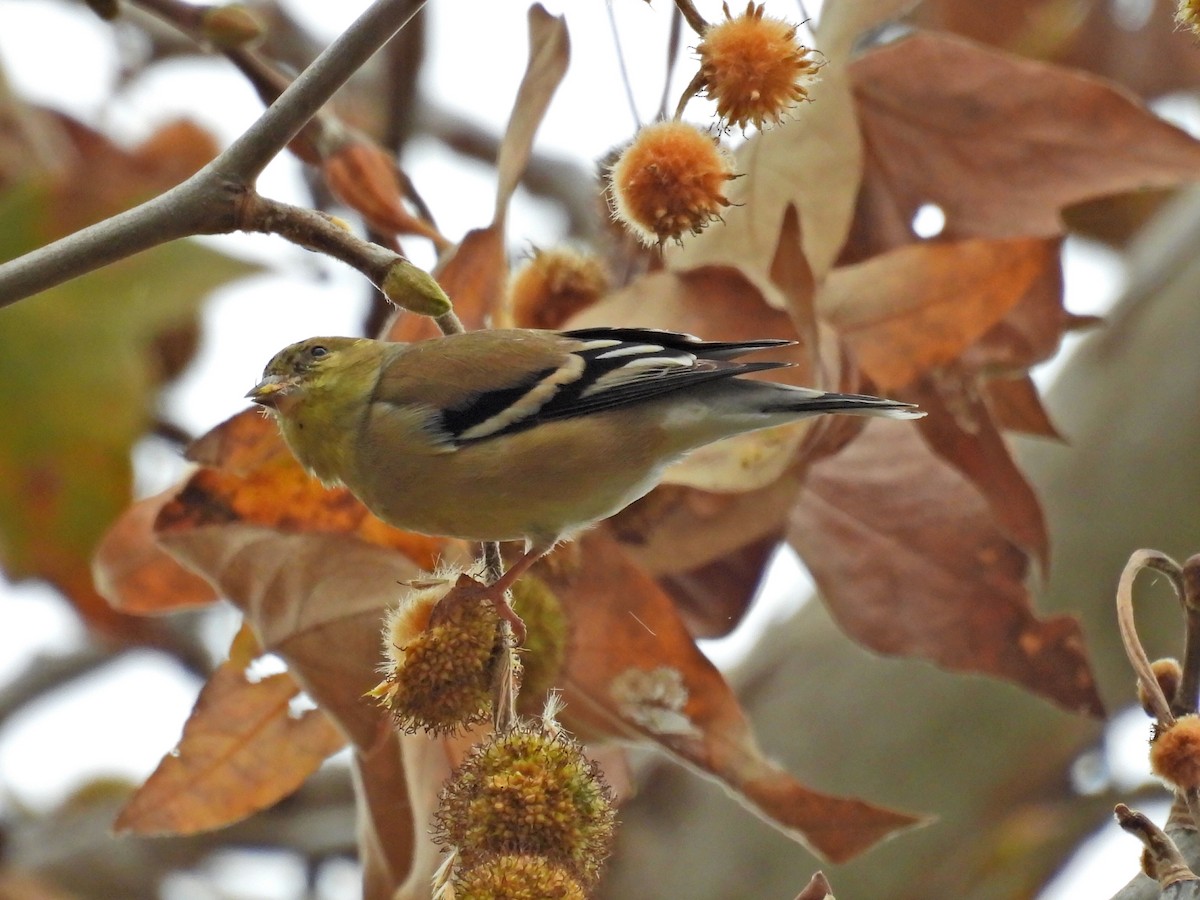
[764,386,924,419]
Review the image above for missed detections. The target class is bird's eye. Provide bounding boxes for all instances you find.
[309,345,328,360]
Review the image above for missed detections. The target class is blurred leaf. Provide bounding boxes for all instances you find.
[0,113,251,633]
[114,658,345,835]
[847,32,1200,257]
[0,191,255,632]
[168,411,447,571]
[790,422,1102,717]
[543,533,925,863]
[982,375,1062,439]
[914,0,1200,100]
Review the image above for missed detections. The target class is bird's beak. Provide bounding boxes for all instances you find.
[245,375,290,409]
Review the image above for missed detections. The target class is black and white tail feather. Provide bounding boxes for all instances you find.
[441,326,922,446]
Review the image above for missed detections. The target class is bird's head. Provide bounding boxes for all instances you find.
[246,336,372,414]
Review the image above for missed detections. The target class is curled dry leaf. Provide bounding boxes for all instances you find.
[323,139,447,247]
[430,5,569,329]
[790,422,1103,717]
[542,532,924,863]
[982,376,1062,440]
[848,31,1200,255]
[114,658,345,836]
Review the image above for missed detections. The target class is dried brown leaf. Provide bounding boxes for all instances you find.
[848,32,1200,254]
[431,226,506,330]
[114,659,345,836]
[790,422,1102,716]
[92,489,218,615]
[545,533,924,862]
[915,0,1200,100]
[494,5,570,221]
[907,371,1050,570]
[982,375,1062,440]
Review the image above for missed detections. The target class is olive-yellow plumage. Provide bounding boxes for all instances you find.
[248,326,922,638]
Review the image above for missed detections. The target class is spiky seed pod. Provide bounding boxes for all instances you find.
[508,248,610,330]
[1178,0,1200,36]
[1150,713,1200,790]
[608,121,734,245]
[434,720,616,886]
[697,2,822,130]
[369,575,515,735]
[453,853,587,900]
[510,575,569,711]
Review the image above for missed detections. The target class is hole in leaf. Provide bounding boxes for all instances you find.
[910,202,946,238]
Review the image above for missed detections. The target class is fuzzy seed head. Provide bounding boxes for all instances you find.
[453,853,587,900]
[609,121,734,245]
[434,722,615,886]
[1138,658,1183,717]
[1150,714,1200,790]
[698,2,822,130]
[1178,0,1200,35]
[370,576,510,735]
[511,575,569,711]
[508,248,610,330]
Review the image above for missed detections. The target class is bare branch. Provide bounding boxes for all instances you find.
[0,0,426,309]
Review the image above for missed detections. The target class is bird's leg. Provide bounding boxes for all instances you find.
[462,542,551,646]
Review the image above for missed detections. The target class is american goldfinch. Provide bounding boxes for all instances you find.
[247,326,922,638]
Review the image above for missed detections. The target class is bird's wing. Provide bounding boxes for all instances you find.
[433,328,791,445]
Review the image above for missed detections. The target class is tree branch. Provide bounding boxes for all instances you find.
[0,0,426,309]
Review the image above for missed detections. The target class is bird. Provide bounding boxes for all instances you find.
[246,326,923,641]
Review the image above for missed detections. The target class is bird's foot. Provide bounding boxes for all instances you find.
[452,573,527,647]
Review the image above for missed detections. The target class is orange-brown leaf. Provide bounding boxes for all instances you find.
[357,728,422,899]
[790,422,1102,716]
[114,660,345,835]
[821,238,1056,391]
[184,408,292,475]
[544,533,924,862]
[92,489,218,615]
[166,423,445,572]
[323,141,447,247]
[431,226,506,330]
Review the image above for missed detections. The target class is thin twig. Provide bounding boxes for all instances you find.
[1179,555,1200,715]
[0,0,426,308]
[1115,803,1200,887]
[672,0,710,35]
[1118,549,1183,728]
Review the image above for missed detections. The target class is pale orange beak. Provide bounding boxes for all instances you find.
[245,375,290,409]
